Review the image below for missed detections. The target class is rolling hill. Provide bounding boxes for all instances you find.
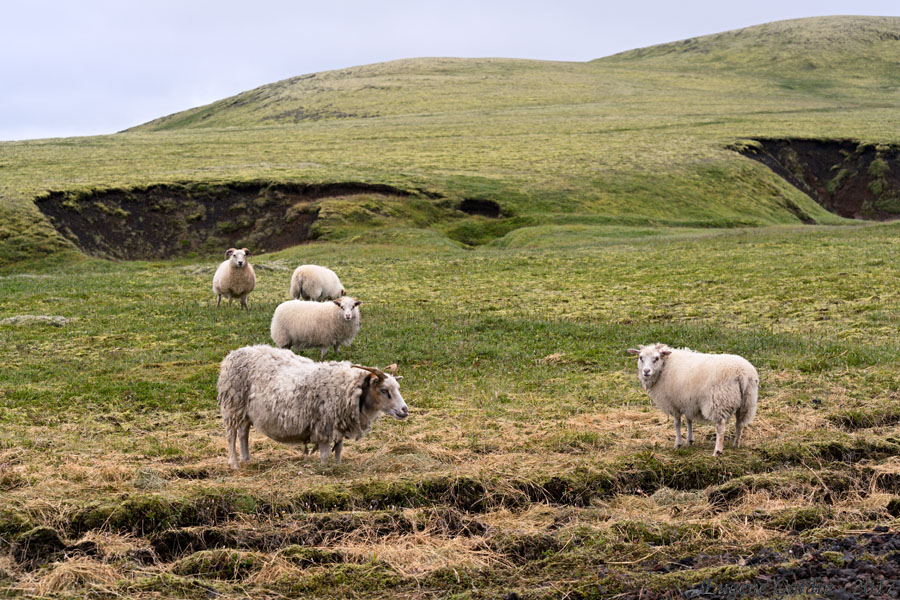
[3,16,900,264]
[4,16,900,599]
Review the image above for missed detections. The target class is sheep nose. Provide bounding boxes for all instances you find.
[642,368,651,376]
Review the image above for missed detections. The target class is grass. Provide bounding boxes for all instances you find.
[1,223,900,597]
[2,14,900,599]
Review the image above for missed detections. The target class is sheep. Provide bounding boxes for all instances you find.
[216,344,408,467]
[627,343,758,456]
[290,264,345,301]
[212,248,256,309]
[270,296,361,359]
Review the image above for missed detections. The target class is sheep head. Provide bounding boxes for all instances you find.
[332,296,361,322]
[627,343,672,390]
[352,364,408,419]
[225,248,250,268]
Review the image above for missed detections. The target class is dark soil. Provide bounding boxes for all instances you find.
[735,139,900,220]
[618,527,900,600]
[35,181,411,259]
[459,198,501,217]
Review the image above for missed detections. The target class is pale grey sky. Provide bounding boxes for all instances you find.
[1,1,897,141]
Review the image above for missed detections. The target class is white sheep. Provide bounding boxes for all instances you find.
[290,264,345,301]
[217,344,408,466]
[212,248,256,309]
[627,343,758,456]
[270,296,361,358]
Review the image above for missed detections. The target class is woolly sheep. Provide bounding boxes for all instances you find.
[217,344,408,466]
[627,343,758,456]
[212,248,256,309]
[290,264,345,301]
[270,296,361,358]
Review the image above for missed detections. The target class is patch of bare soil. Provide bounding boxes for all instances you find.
[735,138,900,220]
[35,181,411,259]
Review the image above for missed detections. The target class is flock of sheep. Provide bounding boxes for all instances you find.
[212,248,407,467]
[211,245,759,468]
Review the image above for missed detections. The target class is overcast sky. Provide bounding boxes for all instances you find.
[1,1,897,141]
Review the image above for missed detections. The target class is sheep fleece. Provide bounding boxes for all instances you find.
[649,348,758,426]
[217,345,377,446]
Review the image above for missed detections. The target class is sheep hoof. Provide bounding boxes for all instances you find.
[713,450,722,457]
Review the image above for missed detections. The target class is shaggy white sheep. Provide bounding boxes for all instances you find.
[290,264,345,301]
[270,296,361,358]
[212,248,256,309]
[217,345,407,466]
[627,343,758,456]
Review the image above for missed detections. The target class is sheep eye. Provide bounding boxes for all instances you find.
[653,357,659,362]
[381,388,390,397]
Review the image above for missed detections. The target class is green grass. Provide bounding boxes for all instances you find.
[3,14,900,599]
[2,224,900,597]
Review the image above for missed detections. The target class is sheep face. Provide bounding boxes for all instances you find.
[627,344,672,389]
[332,296,361,322]
[225,248,251,268]
[356,364,408,420]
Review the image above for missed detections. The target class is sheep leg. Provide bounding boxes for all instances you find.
[673,414,683,448]
[733,421,744,448]
[686,419,694,445]
[320,347,329,359]
[333,439,343,464]
[713,421,727,456]
[240,294,249,310]
[238,422,251,463]
[226,428,239,470]
[318,441,331,463]
[216,294,222,308]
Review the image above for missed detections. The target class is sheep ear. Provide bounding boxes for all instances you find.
[660,348,672,356]
[627,348,639,355]
[386,363,398,375]
[394,376,403,381]
[242,248,251,256]
[225,248,236,258]
[333,300,342,307]
[353,300,361,307]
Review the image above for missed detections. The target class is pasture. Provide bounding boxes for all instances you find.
[2,222,900,598]
[2,14,900,599]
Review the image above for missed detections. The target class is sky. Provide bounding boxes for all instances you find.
[1,1,898,142]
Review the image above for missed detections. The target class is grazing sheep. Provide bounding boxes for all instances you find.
[217,344,408,466]
[270,296,361,358]
[290,264,345,301]
[627,343,758,456]
[212,248,256,309]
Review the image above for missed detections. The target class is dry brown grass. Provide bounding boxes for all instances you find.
[16,557,121,596]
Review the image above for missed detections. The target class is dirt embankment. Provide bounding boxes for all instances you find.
[736,139,900,220]
[35,182,412,260]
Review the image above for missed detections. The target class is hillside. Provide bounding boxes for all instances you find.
[3,16,900,265]
[4,16,900,599]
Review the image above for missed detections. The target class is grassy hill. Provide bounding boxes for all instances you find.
[5,16,900,266]
[2,15,900,599]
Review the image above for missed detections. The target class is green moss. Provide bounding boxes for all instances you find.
[767,506,832,531]
[172,549,264,580]
[281,546,346,566]
[287,563,407,595]
[868,157,890,178]
[868,178,884,195]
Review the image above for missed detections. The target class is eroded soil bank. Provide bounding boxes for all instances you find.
[34,182,412,259]
[736,138,900,220]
